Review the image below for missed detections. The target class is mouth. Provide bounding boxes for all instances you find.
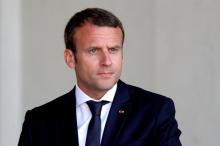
[97,72,114,78]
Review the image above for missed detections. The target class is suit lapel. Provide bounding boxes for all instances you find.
[60,81,132,146]
[101,80,132,146]
[60,88,79,146]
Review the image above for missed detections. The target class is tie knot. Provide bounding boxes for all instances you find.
[87,100,109,116]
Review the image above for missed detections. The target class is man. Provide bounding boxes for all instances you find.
[18,8,182,146]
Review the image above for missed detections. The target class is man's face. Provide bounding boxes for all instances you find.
[65,22,123,98]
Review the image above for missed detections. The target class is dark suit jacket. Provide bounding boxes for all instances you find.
[18,80,182,146]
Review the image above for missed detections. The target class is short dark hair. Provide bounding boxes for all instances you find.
[64,8,125,54]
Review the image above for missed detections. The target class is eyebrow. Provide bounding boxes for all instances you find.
[87,44,122,50]
[107,45,122,49]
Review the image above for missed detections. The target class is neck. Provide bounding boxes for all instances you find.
[86,90,107,100]
[77,85,108,100]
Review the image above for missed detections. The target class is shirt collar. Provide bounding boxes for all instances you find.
[75,83,117,106]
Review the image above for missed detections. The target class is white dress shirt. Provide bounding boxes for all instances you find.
[75,83,117,146]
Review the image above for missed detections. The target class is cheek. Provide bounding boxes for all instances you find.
[113,56,123,66]
[79,60,97,74]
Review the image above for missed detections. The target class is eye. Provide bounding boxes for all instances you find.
[88,48,98,54]
[109,47,120,54]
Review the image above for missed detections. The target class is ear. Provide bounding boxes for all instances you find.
[64,49,76,68]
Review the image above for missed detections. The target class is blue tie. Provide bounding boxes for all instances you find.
[86,100,108,146]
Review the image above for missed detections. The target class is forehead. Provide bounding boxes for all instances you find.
[74,22,123,43]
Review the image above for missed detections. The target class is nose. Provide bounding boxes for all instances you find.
[101,51,112,66]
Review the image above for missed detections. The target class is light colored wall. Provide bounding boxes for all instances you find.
[1,0,220,146]
[152,1,220,145]
[0,0,22,146]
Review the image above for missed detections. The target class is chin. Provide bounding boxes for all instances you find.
[97,80,117,90]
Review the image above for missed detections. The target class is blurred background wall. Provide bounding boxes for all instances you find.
[1,0,220,145]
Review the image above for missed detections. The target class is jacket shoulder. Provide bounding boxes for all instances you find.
[26,89,75,119]
[126,82,173,104]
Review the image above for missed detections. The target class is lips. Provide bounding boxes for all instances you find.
[97,72,114,78]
